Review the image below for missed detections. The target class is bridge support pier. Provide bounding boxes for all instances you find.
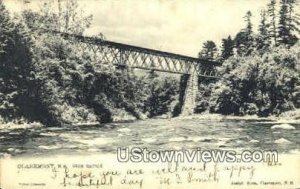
[179,74,198,116]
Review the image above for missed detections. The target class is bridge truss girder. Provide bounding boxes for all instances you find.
[53,31,220,78]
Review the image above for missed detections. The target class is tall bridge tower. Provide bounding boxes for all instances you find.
[180,73,199,116]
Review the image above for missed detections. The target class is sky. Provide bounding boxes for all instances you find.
[3,0,269,57]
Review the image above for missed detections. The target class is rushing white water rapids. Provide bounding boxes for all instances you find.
[0,117,299,157]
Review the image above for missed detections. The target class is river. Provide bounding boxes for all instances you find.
[0,116,299,157]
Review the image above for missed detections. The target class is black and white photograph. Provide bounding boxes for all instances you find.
[0,0,299,188]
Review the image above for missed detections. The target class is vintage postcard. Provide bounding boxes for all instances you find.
[0,0,299,188]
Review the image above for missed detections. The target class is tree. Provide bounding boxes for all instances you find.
[277,0,299,45]
[22,0,92,35]
[257,10,271,51]
[198,40,218,61]
[220,35,234,61]
[267,0,278,45]
[143,76,179,117]
[235,11,255,56]
[209,43,300,116]
[278,0,292,44]
[58,0,93,34]
[19,0,100,125]
[244,11,253,34]
[0,0,35,121]
[286,0,300,34]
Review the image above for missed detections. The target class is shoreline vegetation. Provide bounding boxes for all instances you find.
[1,110,299,131]
[1,0,300,129]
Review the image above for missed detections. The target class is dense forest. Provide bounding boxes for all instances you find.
[0,0,180,126]
[0,0,299,126]
[197,0,300,117]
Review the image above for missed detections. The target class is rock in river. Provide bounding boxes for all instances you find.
[271,124,295,130]
[274,138,292,144]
